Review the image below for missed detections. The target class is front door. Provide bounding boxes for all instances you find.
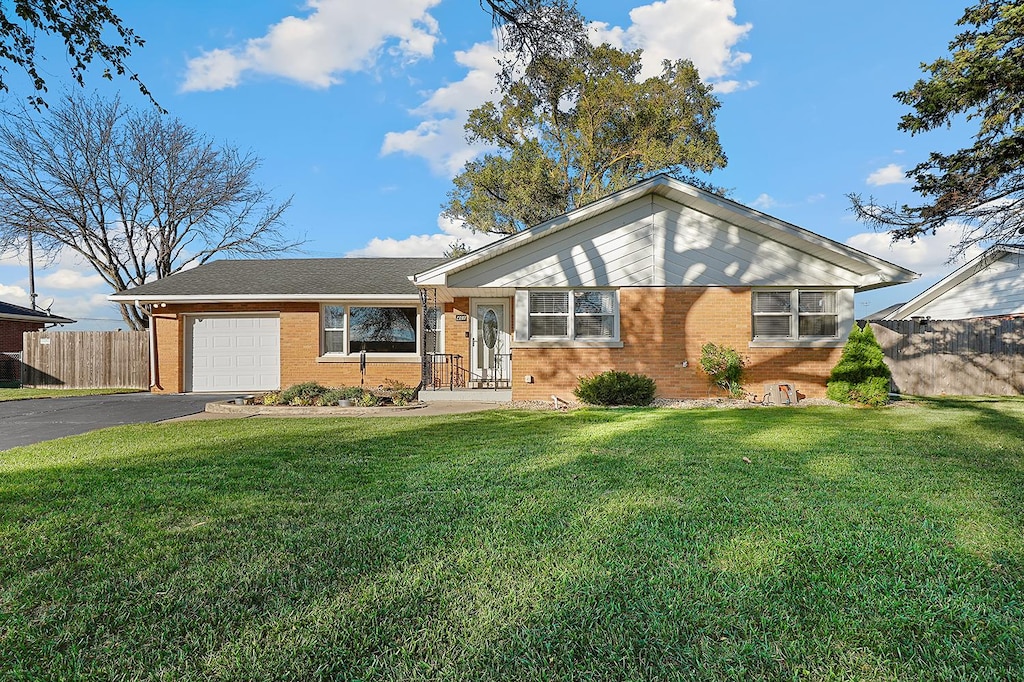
[470,299,510,386]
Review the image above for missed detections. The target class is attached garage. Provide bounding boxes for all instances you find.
[186,314,280,392]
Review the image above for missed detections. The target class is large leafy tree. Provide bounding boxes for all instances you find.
[480,0,587,79]
[444,44,727,234]
[0,94,298,330]
[0,0,152,108]
[850,0,1024,258]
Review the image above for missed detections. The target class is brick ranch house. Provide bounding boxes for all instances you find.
[110,175,918,400]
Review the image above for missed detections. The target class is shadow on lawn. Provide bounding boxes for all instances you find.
[2,405,1023,678]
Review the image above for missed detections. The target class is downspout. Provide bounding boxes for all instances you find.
[136,300,157,390]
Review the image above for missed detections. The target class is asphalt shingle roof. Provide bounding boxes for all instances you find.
[0,300,75,324]
[113,258,448,298]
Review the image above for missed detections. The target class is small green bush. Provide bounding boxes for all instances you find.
[574,370,656,406]
[259,391,282,405]
[280,382,330,405]
[340,386,366,401]
[851,376,891,407]
[379,379,416,406]
[827,324,892,406]
[699,342,746,397]
[318,386,365,405]
[358,392,383,407]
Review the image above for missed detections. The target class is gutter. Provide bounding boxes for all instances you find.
[136,300,158,390]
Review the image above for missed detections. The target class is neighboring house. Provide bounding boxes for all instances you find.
[0,300,75,384]
[862,303,904,322]
[0,300,75,353]
[883,244,1024,321]
[110,175,918,399]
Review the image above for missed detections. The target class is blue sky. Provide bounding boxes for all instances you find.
[0,0,976,328]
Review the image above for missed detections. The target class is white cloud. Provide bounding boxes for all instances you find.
[380,38,504,175]
[589,0,753,84]
[846,223,984,278]
[38,269,105,290]
[382,0,754,175]
[750,193,776,210]
[0,248,28,265]
[182,0,442,92]
[346,214,503,257]
[0,250,123,328]
[45,292,126,330]
[866,163,910,187]
[0,283,29,302]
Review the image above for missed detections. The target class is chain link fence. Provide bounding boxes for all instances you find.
[0,351,23,387]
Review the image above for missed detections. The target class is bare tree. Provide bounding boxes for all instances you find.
[0,93,299,329]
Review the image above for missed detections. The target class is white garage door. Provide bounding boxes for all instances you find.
[187,315,280,392]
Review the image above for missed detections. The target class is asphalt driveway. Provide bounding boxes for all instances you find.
[0,393,231,451]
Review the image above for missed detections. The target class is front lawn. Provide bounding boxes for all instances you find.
[2,399,1022,680]
[0,387,143,401]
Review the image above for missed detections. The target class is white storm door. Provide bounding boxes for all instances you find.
[470,299,510,382]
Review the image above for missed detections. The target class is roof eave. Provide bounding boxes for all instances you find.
[108,293,421,303]
[882,245,1012,320]
[0,312,75,324]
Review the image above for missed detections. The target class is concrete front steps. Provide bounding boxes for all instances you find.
[419,388,512,403]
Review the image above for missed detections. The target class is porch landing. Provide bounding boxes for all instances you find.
[419,388,512,403]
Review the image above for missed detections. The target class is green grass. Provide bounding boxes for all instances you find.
[0,387,144,401]
[2,399,1023,680]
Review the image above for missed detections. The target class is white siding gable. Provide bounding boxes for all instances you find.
[916,251,1024,319]
[448,195,864,289]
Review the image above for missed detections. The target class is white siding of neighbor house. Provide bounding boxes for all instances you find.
[915,251,1024,319]
[447,195,865,289]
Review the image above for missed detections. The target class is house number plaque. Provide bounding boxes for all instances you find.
[455,314,468,321]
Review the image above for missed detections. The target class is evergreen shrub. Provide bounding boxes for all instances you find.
[574,370,656,406]
[826,323,891,406]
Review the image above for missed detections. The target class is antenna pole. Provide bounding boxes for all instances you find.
[27,224,37,311]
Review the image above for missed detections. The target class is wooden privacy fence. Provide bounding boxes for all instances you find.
[22,331,149,389]
[869,319,1024,396]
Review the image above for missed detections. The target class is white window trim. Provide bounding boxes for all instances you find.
[513,289,621,347]
[749,288,853,348]
[319,302,422,359]
[425,304,445,355]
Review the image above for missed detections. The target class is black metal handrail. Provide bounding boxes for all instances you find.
[472,352,511,389]
[425,353,466,390]
[424,352,511,390]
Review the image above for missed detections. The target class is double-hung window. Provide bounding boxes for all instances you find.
[528,290,618,341]
[752,289,839,340]
[322,305,346,353]
[321,304,418,355]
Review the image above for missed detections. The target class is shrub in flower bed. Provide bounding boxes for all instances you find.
[253,381,416,407]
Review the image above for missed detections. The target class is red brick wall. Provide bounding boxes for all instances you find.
[512,287,842,401]
[0,320,44,352]
[153,302,421,393]
[444,297,471,361]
